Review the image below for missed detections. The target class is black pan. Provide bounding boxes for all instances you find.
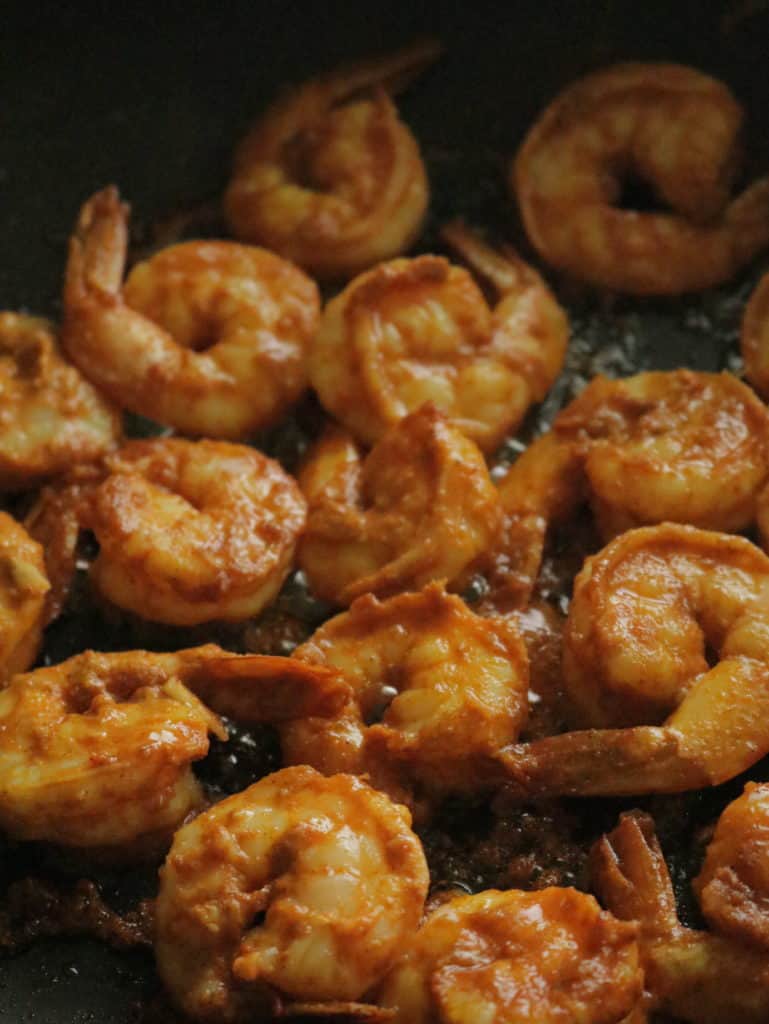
[2,1,769,1021]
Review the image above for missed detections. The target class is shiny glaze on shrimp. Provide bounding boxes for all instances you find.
[63,187,319,438]
[593,811,769,1024]
[499,524,769,797]
[377,888,642,1024]
[280,583,528,808]
[514,63,769,294]
[310,223,568,452]
[0,511,49,681]
[224,42,439,280]
[694,782,769,950]
[155,765,429,1021]
[83,438,306,625]
[298,404,501,605]
[0,646,226,849]
[0,313,119,489]
[742,271,769,400]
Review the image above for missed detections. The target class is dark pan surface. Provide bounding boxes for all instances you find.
[3,1,769,1021]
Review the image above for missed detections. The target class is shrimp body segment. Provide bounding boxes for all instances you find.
[742,271,769,400]
[63,188,319,439]
[282,583,528,804]
[0,511,50,681]
[0,646,226,848]
[694,782,769,950]
[298,404,501,605]
[499,525,769,798]
[310,226,568,452]
[224,42,439,280]
[377,888,643,1024]
[0,313,119,490]
[514,63,769,294]
[84,438,306,625]
[155,765,429,1021]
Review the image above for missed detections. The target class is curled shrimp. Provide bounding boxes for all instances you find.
[155,765,429,1021]
[551,369,769,536]
[63,187,320,438]
[0,511,49,681]
[223,41,439,280]
[0,313,119,490]
[513,63,769,294]
[592,810,769,1024]
[0,646,227,849]
[693,782,769,950]
[376,887,643,1024]
[498,524,769,798]
[490,370,769,608]
[742,271,769,400]
[309,223,568,452]
[81,437,306,625]
[278,582,528,808]
[298,403,501,605]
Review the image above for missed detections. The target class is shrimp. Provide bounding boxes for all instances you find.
[694,782,769,950]
[513,63,769,294]
[223,41,440,280]
[155,765,429,1021]
[498,524,769,798]
[82,437,306,625]
[592,810,769,1024]
[759,481,769,551]
[0,511,50,681]
[0,313,119,490]
[309,223,568,453]
[298,404,502,605]
[490,370,769,607]
[551,369,769,537]
[278,582,528,808]
[742,271,769,400]
[0,646,226,849]
[63,187,320,439]
[376,887,643,1024]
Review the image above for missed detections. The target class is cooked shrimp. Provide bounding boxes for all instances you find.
[498,524,769,797]
[278,582,527,807]
[310,223,568,452]
[223,41,439,280]
[376,887,643,1024]
[0,313,119,489]
[759,481,769,550]
[155,765,429,1021]
[82,438,306,625]
[742,271,769,400]
[514,63,769,294]
[490,370,769,607]
[592,811,769,1024]
[63,187,319,438]
[298,404,501,605]
[694,782,769,950]
[0,511,49,681]
[553,370,769,536]
[0,646,226,848]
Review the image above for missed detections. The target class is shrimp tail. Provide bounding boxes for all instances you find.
[590,811,680,939]
[66,185,129,302]
[187,654,353,723]
[322,38,443,102]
